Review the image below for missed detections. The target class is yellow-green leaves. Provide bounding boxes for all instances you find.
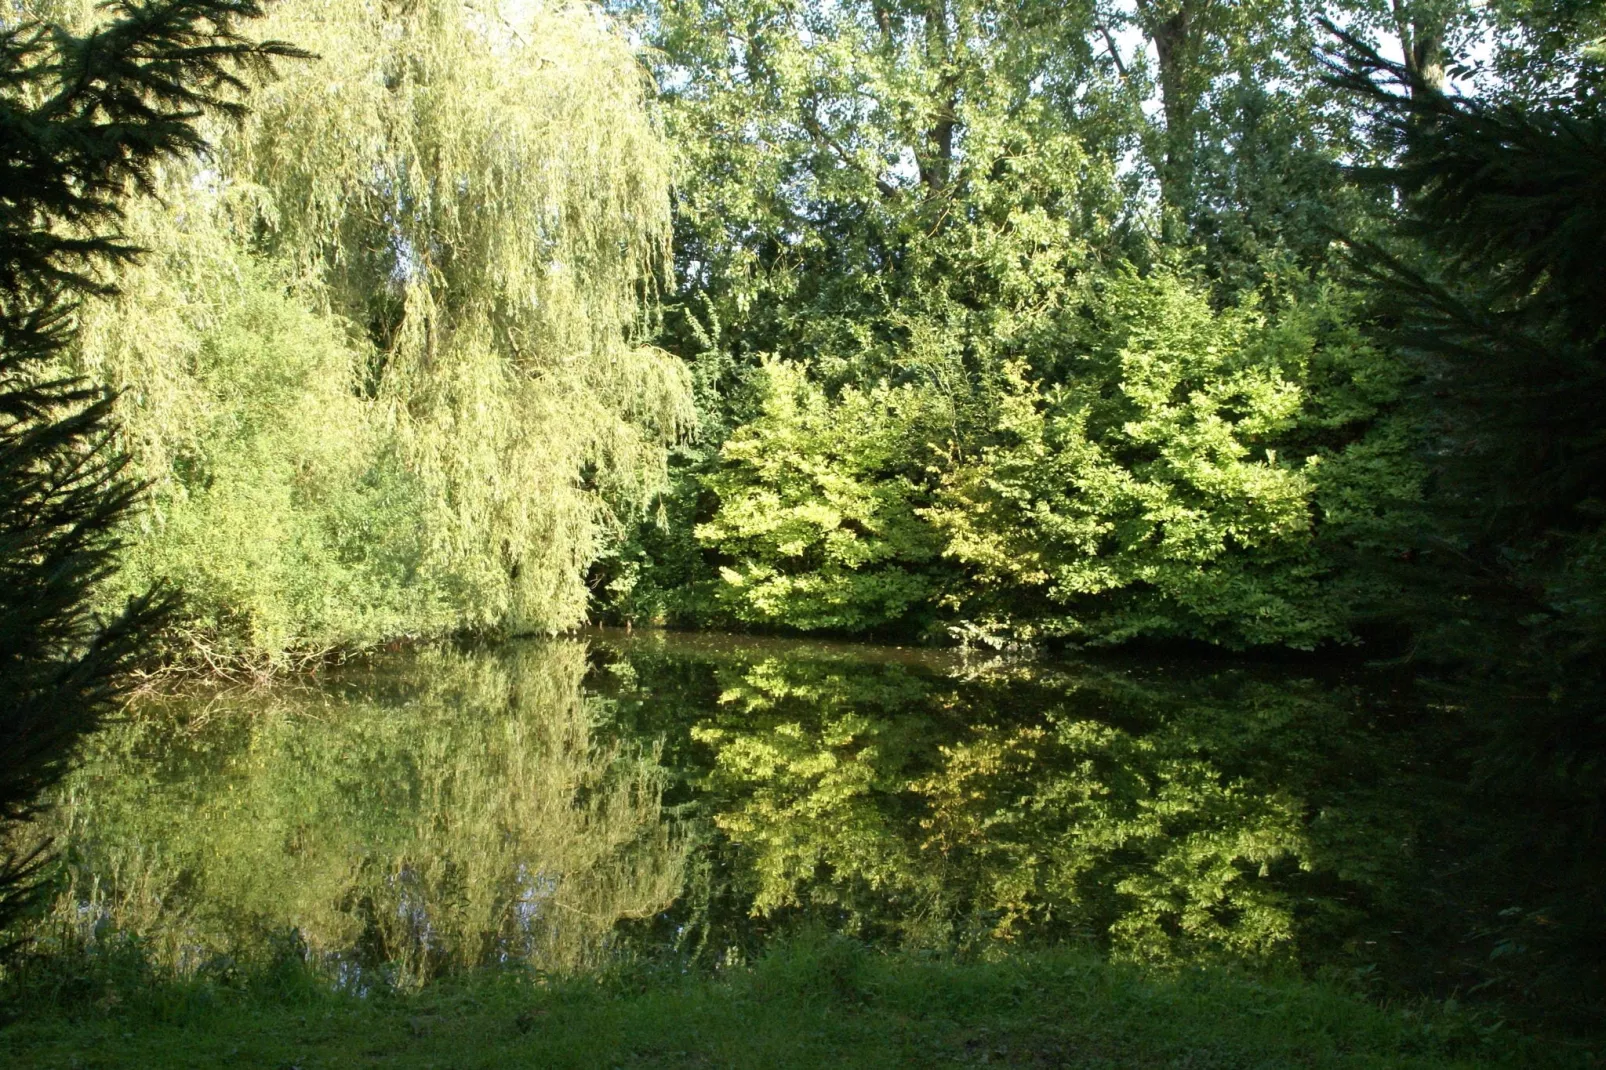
[933,271,1342,649]
[73,0,691,658]
[691,271,1405,647]
[696,360,950,633]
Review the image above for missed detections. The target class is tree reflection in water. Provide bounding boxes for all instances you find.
[600,633,1414,971]
[36,642,684,987]
[32,633,1421,988]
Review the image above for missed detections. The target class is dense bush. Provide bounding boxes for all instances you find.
[686,269,1415,648]
[933,271,1415,649]
[88,243,435,655]
[696,361,951,634]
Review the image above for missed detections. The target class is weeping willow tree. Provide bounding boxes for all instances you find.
[62,0,690,656]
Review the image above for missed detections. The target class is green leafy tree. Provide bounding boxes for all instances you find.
[602,0,1424,646]
[596,0,1139,625]
[621,0,1133,392]
[86,243,431,657]
[696,360,952,634]
[1078,0,1393,268]
[0,0,297,935]
[1121,0,1299,221]
[932,270,1372,649]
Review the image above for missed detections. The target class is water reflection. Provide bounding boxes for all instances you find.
[596,633,1414,969]
[32,632,1421,986]
[39,643,683,986]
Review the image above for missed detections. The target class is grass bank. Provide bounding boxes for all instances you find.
[1,940,1580,1069]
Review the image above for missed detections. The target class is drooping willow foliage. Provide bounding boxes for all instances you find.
[62,0,690,657]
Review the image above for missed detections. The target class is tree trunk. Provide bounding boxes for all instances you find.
[1392,0,1447,95]
[1138,0,1200,222]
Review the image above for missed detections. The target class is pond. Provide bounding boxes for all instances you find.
[32,630,1457,993]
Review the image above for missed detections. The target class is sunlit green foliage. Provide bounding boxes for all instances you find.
[600,0,1422,647]
[56,0,690,659]
[85,235,434,655]
[620,0,1132,388]
[685,266,1416,647]
[596,0,1140,631]
[932,271,1410,649]
[695,361,951,633]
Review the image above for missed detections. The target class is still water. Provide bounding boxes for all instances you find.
[37,631,1432,988]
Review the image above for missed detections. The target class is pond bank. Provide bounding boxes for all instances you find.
[0,943,1552,1069]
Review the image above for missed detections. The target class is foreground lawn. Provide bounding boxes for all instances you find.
[0,943,1572,1069]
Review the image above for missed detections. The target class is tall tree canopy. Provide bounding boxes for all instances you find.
[599,0,1418,646]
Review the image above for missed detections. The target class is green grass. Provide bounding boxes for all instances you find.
[0,940,1576,1069]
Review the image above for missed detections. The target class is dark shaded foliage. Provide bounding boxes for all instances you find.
[1324,22,1606,535]
[1324,22,1606,1007]
[0,0,302,937]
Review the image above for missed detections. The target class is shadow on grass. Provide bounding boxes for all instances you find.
[1,930,1587,1069]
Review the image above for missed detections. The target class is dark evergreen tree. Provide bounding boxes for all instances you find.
[1329,25,1605,524]
[1326,23,1605,686]
[0,0,300,937]
[1327,24,1606,1001]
